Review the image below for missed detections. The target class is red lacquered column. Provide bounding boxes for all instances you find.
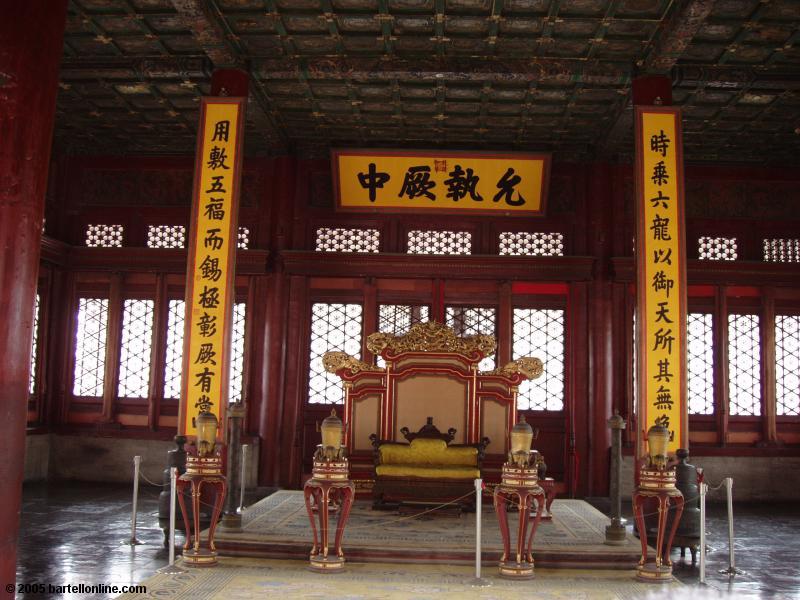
[0,2,67,595]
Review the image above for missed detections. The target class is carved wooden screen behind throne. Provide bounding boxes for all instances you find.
[323,322,543,478]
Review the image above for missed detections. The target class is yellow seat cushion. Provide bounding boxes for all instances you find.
[378,438,478,467]
[375,464,480,479]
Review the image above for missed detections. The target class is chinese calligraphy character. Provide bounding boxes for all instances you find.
[207,146,230,170]
[653,248,673,265]
[198,285,220,309]
[199,255,222,282]
[444,165,483,202]
[433,159,448,173]
[652,270,674,298]
[654,385,674,410]
[357,162,390,203]
[204,228,224,251]
[655,301,673,323]
[197,312,217,337]
[650,190,670,209]
[650,130,671,157]
[194,367,215,393]
[652,327,675,354]
[399,166,436,200]
[654,358,673,383]
[651,161,669,186]
[194,394,214,412]
[493,168,525,206]
[650,214,671,241]
[205,175,226,194]
[212,120,230,142]
[194,343,217,365]
[204,201,225,220]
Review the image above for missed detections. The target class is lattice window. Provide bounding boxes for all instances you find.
[698,237,737,260]
[408,230,471,255]
[776,315,800,416]
[763,239,800,263]
[73,298,109,397]
[308,303,363,404]
[85,224,123,248]
[147,225,185,249]
[728,313,761,416]
[376,304,430,368]
[687,313,714,415]
[315,228,380,253]
[29,294,41,395]
[118,300,155,398]
[499,232,564,256]
[164,300,185,400]
[229,303,247,404]
[445,306,496,370]
[238,227,250,250]
[513,309,565,411]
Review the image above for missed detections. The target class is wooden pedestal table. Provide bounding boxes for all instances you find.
[493,464,546,579]
[177,452,227,567]
[303,457,355,572]
[632,468,685,582]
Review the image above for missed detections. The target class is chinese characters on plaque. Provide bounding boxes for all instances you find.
[333,150,550,216]
[179,98,245,439]
[636,108,687,454]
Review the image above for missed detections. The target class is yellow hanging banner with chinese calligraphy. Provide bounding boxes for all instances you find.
[332,149,550,216]
[179,97,246,440]
[635,107,688,456]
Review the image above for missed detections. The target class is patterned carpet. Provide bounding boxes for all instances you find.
[214,491,643,567]
[118,557,688,600]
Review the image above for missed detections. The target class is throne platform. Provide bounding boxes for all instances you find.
[214,491,642,569]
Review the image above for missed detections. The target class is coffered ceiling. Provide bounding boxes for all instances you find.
[55,0,800,164]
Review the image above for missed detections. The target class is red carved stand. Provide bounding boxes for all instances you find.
[303,454,355,572]
[632,468,685,582]
[177,449,227,567]
[493,464,546,579]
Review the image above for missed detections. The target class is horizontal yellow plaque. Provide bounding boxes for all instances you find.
[332,149,550,216]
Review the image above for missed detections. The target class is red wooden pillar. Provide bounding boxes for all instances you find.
[0,2,67,594]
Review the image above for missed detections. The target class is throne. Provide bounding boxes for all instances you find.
[323,321,543,508]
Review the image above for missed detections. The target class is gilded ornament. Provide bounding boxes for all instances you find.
[366,321,496,357]
[488,357,544,380]
[322,351,382,375]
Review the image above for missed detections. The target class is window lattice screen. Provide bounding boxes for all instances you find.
[73,298,109,396]
[238,227,250,250]
[776,315,800,416]
[229,303,247,403]
[763,239,800,263]
[687,312,714,415]
[408,230,471,255]
[376,304,430,368]
[727,313,761,416]
[315,228,380,253]
[499,232,564,256]
[147,225,186,248]
[164,300,185,400]
[513,309,565,411]
[29,294,41,395]
[85,224,123,247]
[698,237,737,260]
[445,306,496,370]
[118,300,155,398]
[308,303,363,404]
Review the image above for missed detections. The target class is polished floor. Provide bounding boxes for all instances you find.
[14,481,800,599]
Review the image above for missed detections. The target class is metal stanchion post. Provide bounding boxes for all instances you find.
[239,444,248,513]
[699,480,707,584]
[719,477,742,576]
[158,467,186,575]
[470,478,491,587]
[122,456,143,546]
